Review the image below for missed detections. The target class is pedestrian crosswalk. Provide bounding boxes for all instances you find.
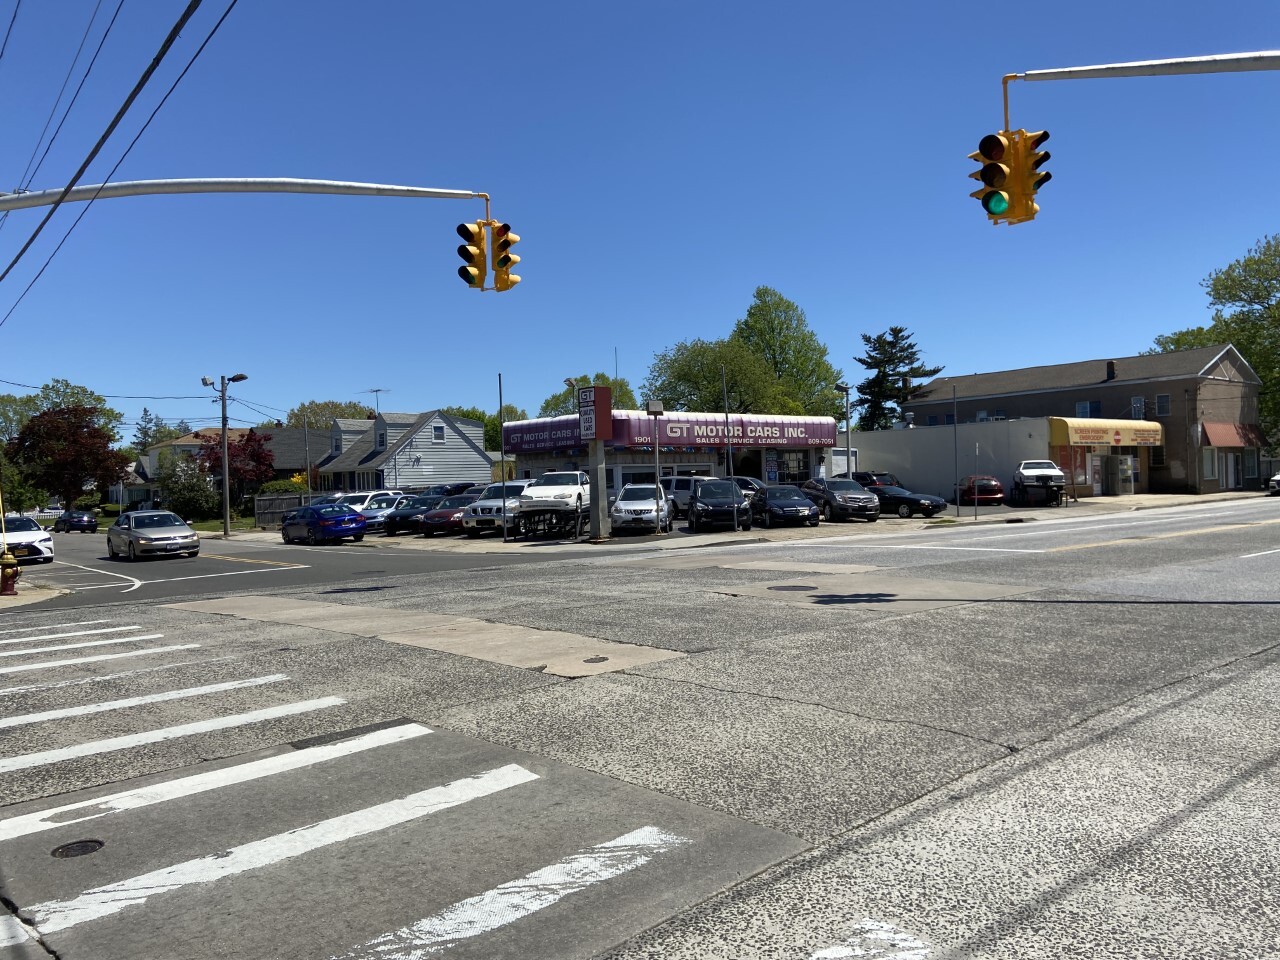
[0,613,797,959]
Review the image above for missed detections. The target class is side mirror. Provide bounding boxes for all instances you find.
[608,496,616,506]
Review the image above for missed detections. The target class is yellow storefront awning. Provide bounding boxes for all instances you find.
[1048,417,1164,446]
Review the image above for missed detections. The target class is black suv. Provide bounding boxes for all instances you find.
[800,478,880,522]
[687,478,751,532]
[851,470,901,488]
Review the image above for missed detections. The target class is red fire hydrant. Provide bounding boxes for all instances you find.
[0,550,20,596]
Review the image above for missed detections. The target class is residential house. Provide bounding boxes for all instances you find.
[317,411,492,492]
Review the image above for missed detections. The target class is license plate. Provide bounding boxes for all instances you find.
[477,519,495,527]
[166,543,181,551]
[14,546,31,556]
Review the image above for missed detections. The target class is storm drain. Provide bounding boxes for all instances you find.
[52,839,104,859]
[767,584,818,592]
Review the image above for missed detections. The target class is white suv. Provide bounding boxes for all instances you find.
[519,471,590,513]
[462,480,533,537]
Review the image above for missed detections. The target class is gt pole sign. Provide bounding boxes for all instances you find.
[577,387,613,441]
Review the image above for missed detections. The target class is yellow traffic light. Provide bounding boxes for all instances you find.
[456,221,487,289]
[1016,129,1051,221]
[491,222,521,292]
[969,133,1012,223]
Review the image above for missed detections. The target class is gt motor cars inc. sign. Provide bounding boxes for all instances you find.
[505,413,837,452]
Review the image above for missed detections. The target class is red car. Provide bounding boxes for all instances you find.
[419,493,480,536]
[957,475,1004,506]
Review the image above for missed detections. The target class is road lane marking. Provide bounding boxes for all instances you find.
[338,825,690,959]
[46,559,142,591]
[0,696,344,773]
[0,644,201,676]
[0,655,239,697]
[1044,520,1277,552]
[0,914,32,947]
[0,634,164,659]
[0,722,432,842]
[74,565,311,591]
[811,919,932,959]
[199,554,307,567]
[0,625,140,647]
[0,674,289,730]
[25,763,538,935]
[853,545,1045,554]
[1241,547,1280,558]
[0,619,109,635]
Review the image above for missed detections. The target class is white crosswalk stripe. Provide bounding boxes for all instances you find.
[0,634,164,658]
[0,643,200,675]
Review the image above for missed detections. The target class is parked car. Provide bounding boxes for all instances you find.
[1267,469,1280,495]
[956,475,1004,506]
[53,510,98,533]
[660,475,718,518]
[332,489,404,511]
[358,493,413,533]
[800,478,880,522]
[519,471,590,513]
[463,480,533,537]
[0,515,54,563]
[107,510,200,560]
[851,470,902,489]
[421,481,483,498]
[608,483,672,534]
[382,494,446,536]
[750,485,820,528]
[280,504,367,545]
[688,479,752,532]
[420,493,481,536]
[725,476,767,501]
[869,485,948,519]
[1013,461,1065,487]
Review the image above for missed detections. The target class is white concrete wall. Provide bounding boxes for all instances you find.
[829,420,1054,500]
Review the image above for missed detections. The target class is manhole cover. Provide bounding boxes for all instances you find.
[768,584,817,592]
[52,839,104,859]
[583,656,609,664]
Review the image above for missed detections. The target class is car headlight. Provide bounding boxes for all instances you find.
[553,492,573,500]
[137,536,154,543]
[450,511,464,519]
[695,503,709,512]
[39,536,53,544]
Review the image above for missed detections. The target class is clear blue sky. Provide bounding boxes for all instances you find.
[1,1,1276,441]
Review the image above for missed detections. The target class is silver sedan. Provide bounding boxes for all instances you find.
[107,510,200,561]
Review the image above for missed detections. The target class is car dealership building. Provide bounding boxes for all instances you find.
[503,410,838,490]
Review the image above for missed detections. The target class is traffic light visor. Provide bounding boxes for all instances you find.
[977,133,1008,161]
[981,191,1010,215]
[457,222,484,243]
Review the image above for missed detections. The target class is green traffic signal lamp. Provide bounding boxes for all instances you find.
[491,222,521,292]
[456,221,487,289]
[968,132,1012,221]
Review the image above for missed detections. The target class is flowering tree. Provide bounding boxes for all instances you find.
[5,405,130,509]
[198,429,276,500]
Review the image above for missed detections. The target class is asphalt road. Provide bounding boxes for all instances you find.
[2,498,1277,959]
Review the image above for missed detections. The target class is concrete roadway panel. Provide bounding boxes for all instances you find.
[167,597,684,678]
[0,724,804,960]
[717,572,1042,613]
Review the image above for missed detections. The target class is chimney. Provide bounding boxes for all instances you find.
[1106,360,1116,381]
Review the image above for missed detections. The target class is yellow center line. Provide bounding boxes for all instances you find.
[1045,518,1280,552]
[198,554,306,567]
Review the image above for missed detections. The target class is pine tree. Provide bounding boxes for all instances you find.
[852,327,942,430]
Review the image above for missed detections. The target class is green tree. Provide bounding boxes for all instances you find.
[0,450,46,512]
[0,394,39,442]
[155,450,220,520]
[538,374,638,417]
[5,406,131,510]
[0,379,122,442]
[643,338,804,414]
[731,286,844,416]
[285,400,375,428]
[851,326,943,430]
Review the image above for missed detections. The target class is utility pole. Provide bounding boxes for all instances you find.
[203,373,247,537]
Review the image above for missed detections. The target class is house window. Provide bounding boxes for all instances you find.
[976,409,988,422]
[432,425,445,443]
[1130,396,1145,419]
[1155,394,1171,416]
[1202,447,1217,480]
[1245,448,1258,478]
[1075,400,1101,418]
[1150,445,1166,467]
[332,439,341,454]
[376,431,386,450]
[993,409,1006,420]
[944,413,955,425]
[927,415,939,426]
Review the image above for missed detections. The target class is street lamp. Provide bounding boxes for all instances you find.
[204,373,248,537]
[835,383,852,478]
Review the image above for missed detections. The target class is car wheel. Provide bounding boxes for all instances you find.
[281,529,292,543]
[821,503,832,522]
[127,542,137,562]
[689,514,699,533]
[465,530,480,538]
[866,515,878,523]
[352,534,364,542]
[187,550,199,558]
[742,521,752,531]
[306,530,318,546]
[808,518,820,526]
[762,512,773,528]
[41,556,53,564]
[897,504,912,518]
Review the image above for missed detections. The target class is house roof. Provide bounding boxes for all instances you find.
[380,412,421,426]
[321,411,491,474]
[261,428,319,471]
[905,345,1256,405]
[334,418,373,432]
[147,428,253,452]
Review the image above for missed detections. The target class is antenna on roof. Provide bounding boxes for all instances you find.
[360,387,390,414]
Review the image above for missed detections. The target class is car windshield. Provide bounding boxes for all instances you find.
[480,484,524,499]
[406,496,439,508]
[618,486,658,501]
[529,474,579,487]
[698,481,736,498]
[316,505,357,518]
[367,496,397,508]
[1,517,40,532]
[974,479,1000,488]
[875,486,909,496]
[767,486,806,501]
[824,480,866,492]
[1022,461,1057,470]
[437,496,474,509]
[133,513,187,529]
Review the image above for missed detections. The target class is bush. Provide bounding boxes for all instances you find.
[259,478,307,495]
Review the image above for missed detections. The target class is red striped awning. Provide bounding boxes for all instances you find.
[1201,421,1267,447]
